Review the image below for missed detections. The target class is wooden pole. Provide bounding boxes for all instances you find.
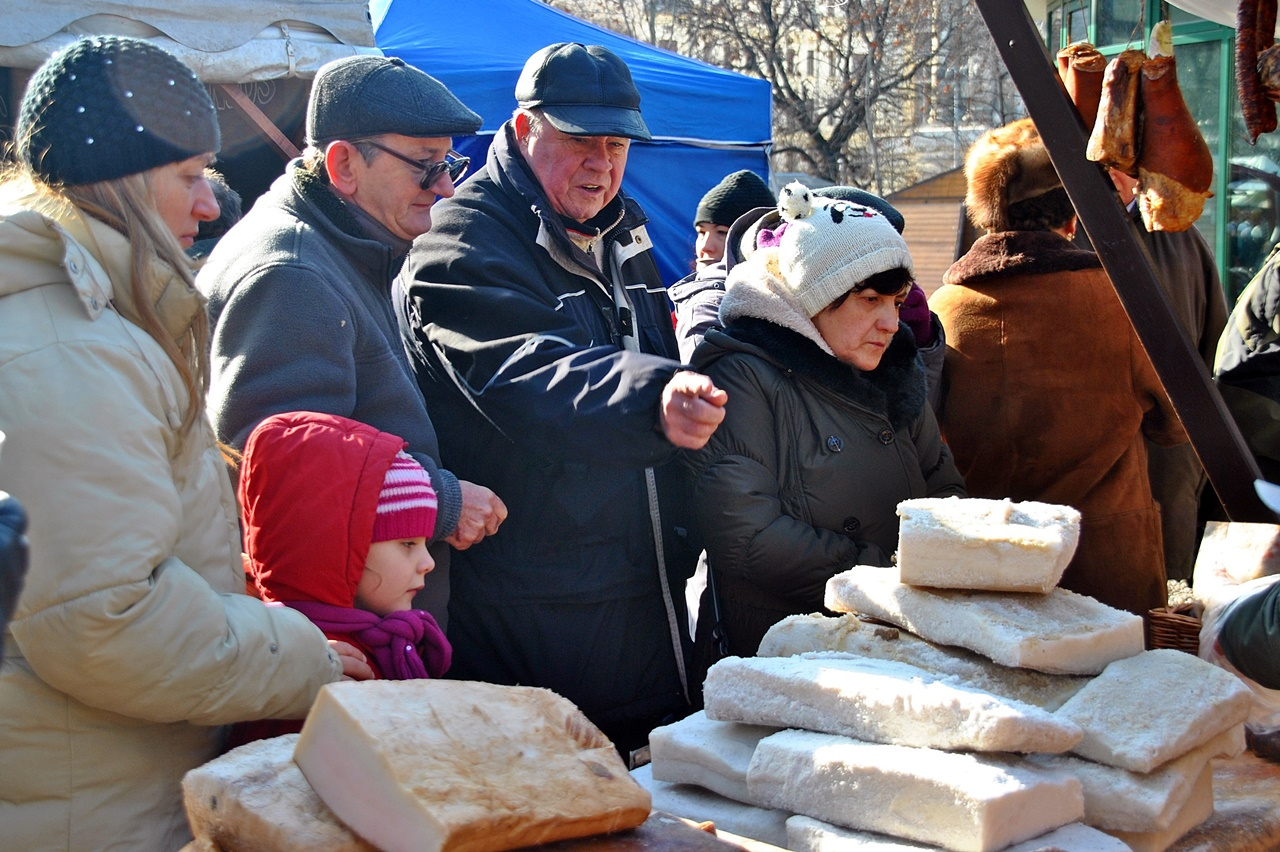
[971,0,1274,522]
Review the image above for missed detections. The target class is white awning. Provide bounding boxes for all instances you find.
[1165,0,1280,34]
[0,1,378,83]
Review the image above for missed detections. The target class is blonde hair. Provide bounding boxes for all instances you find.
[0,156,210,435]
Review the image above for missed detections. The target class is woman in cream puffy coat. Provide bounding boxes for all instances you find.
[0,37,351,849]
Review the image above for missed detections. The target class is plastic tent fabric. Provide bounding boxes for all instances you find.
[373,0,772,285]
[0,1,378,83]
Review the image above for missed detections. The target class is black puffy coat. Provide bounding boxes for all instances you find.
[687,318,965,658]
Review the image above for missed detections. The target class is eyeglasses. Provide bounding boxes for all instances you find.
[358,139,470,189]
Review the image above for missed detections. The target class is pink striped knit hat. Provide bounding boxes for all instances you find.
[371,451,438,543]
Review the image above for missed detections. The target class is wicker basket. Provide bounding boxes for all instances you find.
[1147,602,1202,654]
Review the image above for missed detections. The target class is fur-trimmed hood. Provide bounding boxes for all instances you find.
[965,118,1063,233]
[719,253,835,354]
[697,315,927,430]
[944,230,1101,287]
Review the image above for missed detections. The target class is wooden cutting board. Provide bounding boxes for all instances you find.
[181,811,781,852]
[1169,751,1280,850]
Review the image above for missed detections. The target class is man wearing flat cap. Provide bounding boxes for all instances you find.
[199,55,507,624]
[396,42,727,757]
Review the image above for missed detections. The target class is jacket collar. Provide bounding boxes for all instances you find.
[700,315,926,429]
[0,182,203,342]
[286,162,407,282]
[944,229,1101,287]
[488,122,646,270]
[719,252,834,355]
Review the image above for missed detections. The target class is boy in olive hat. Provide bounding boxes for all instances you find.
[198,56,509,627]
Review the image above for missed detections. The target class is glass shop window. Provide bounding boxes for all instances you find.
[1098,0,1143,48]
[1228,61,1280,303]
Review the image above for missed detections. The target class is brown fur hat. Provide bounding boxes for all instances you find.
[964,118,1063,232]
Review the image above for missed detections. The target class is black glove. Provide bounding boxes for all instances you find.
[0,494,29,648]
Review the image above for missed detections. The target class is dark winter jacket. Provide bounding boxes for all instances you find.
[0,494,25,656]
[671,205,770,362]
[686,287,965,659]
[934,230,1186,616]
[1217,578,1280,689]
[198,164,462,542]
[1216,244,1280,481]
[395,123,696,749]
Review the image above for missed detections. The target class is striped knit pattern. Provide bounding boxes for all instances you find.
[371,451,438,542]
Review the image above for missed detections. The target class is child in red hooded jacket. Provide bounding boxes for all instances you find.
[228,411,451,746]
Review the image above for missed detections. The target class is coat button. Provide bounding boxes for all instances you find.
[842,516,861,534]
[878,429,895,445]
[826,435,843,452]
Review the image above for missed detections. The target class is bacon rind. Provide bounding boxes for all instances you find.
[1138,54,1214,231]
[1086,49,1145,175]
[1058,42,1107,129]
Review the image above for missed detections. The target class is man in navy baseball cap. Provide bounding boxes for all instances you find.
[396,42,727,761]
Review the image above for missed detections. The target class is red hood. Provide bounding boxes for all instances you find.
[239,412,406,606]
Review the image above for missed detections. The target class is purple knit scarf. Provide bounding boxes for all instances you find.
[285,601,451,680]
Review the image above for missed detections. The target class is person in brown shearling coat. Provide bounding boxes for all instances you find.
[932,118,1187,617]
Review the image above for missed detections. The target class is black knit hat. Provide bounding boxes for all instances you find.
[813,185,906,234]
[17,36,220,187]
[307,55,482,144]
[694,170,775,227]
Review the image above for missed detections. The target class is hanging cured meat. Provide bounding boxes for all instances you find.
[1136,25,1215,232]
[1058,42,1108,129]
[1086,50,1146,176]
[1238,0,1279,142]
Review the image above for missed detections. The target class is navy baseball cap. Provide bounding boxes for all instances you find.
[515,43,651,141]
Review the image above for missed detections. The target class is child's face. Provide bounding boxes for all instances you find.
[357,538,434,616]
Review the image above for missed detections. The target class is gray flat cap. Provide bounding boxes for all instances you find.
[307,55,482,144]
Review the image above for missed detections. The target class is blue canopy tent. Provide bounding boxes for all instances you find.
[371,0,772,284]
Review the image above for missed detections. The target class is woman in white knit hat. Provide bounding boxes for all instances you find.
[683,183,966,672]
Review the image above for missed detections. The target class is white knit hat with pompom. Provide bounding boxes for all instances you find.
[757,181,913,317]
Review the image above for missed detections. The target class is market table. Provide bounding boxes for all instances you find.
[601,756,1280,852]
[1170,750,1280,850]
[182,756,1277,851]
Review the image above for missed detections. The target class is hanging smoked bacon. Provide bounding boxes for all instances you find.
[1057,42,1108,128]
[1079,23,1211,231]
[1137,23,1214,231]
[1086,49,1146,176]
[1238,0,1279,142]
